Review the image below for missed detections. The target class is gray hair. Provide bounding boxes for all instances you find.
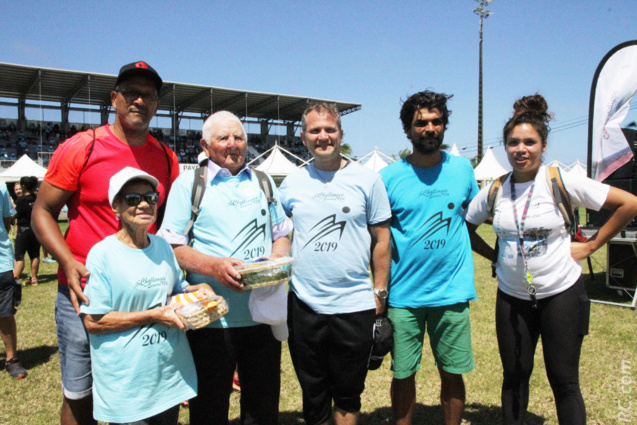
[201,111,247,145]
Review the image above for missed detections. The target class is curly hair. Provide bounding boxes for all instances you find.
[400,90,453,131]
[502,94,553,143]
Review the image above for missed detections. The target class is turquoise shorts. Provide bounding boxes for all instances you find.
[388,302,474,379]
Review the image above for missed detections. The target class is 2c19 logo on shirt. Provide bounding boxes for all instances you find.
[231,218,268,260]
[411,211,451,250]
[302,214,346,252]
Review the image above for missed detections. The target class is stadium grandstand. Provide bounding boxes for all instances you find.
[0,62,361,168]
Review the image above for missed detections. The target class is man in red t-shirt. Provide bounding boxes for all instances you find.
[32,61,179,425]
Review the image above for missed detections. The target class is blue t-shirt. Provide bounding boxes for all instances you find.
[279,161,391,314]
[0,186,16,273]
[80,235,196,423]
[160,167,288,327]
[379,153,479,308]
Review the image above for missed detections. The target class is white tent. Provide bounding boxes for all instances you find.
[249,144,304,177]
[0,154,47,183]
[546,159,569,169]
[449,144,461,156]
[473,147,509,182]
[567,159,587,177]
[357,147,395,172]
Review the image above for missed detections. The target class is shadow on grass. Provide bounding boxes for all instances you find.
[225,403,547,425]
[1,344,58,370]
[30,271,59,285]
[583,272,635,304]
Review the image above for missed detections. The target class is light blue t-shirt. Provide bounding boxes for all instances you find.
[80,235,196,423]
[279,161,391,314]
[379,153,479,308]
[160,167,288,327]
[0,186,16,273]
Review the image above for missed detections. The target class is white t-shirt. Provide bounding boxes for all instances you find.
[465,166,609,300]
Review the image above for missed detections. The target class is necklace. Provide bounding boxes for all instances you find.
[510,175,538,308]
[313,159,349,188]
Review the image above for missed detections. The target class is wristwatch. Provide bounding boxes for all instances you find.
[373,288,389,299]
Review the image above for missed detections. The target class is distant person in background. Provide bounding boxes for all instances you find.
[465,94,637,425]
[42,247,56,263]
[13,176,40,286]
[12,182,22,199]
[9,182,22,239]
[0,183,27,379]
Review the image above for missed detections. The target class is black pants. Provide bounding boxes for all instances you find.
[186,325,281,425]
[496,278,590,425]
[288,291,375,425]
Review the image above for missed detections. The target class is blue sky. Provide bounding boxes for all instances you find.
[2,0,636,168]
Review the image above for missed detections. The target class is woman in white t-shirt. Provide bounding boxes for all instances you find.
[465,94,637,425]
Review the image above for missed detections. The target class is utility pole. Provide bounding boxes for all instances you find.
[474,0,494,163]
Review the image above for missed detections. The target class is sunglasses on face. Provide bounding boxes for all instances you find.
[116,89,159,103]
[123,191,160,206]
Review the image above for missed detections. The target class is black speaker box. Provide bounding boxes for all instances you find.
[607,241,637,292]
[586,179,637,228]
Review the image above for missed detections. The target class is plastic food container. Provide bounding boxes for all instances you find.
[169,291,229,330]
[235,257,293,289]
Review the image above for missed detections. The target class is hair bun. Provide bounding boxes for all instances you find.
[512,94,552,123]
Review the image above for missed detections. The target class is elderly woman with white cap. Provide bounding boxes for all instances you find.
[80,166,212,425]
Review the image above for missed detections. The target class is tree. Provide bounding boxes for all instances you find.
[341,143,353,156]
[398,148,411,158]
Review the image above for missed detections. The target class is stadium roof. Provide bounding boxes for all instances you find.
[0,62,361,123]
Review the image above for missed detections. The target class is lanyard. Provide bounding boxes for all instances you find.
[510,176,538,308]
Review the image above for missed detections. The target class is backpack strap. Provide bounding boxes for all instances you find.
[185,163,208,247]
[545,166,576,238]
[185,166,276,247]
[487,172,510,278]
[251,168,276,207]
[487,172,511,218]
[78,128,97,177]
[251,168,276,229]
[155,141,173,228]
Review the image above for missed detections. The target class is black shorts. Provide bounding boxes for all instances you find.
[288,291,375,425]
[0,271,18,316]
[14,226,40,262]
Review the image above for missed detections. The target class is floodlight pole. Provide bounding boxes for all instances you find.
[474,0,493,163]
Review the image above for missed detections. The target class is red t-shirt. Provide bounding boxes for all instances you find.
[45,125,180,286]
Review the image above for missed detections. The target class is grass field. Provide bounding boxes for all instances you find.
[0,225,635,425]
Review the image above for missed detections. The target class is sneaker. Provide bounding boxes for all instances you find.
[6,357,27,379]
[42,257,56,263]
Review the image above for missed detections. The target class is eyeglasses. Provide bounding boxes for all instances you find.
[116,89,159,103]
[123,191,160,207]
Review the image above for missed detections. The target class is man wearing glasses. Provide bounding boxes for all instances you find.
[32,61,179,425]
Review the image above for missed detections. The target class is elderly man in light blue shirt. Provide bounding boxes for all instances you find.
[159,110,292,425]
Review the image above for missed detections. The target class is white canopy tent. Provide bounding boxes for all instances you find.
[546,159,569,169]
[0,154,47,183]
[357,147,395,172]
[473,147,509,182]
[567,159,587,177]
[449,144,461,156]
[249,143,305,177]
